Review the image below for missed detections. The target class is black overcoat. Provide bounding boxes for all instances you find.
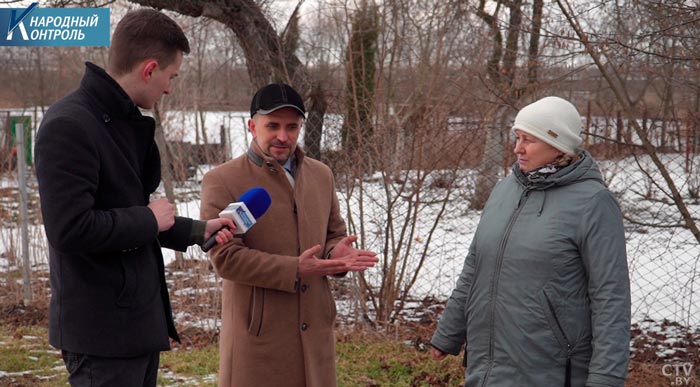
[35,62,201,357]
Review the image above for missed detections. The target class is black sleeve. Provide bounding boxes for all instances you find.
[158,217,206,251]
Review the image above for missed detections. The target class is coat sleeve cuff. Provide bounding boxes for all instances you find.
[190,219,207,245]
[430,333,462,356]
[586,372,626,387]
[324,245,348,278]
[282,255,301,292]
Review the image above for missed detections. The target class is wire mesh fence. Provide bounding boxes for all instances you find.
[332,108,700,331]
[2,104,698,334]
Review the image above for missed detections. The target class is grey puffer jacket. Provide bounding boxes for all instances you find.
[432,151,630,387]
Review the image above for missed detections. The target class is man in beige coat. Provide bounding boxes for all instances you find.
[201,83,378,387]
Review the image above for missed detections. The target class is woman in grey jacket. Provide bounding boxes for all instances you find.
[431,96,630,387]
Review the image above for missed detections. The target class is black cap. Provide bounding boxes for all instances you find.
[250,83,306,118]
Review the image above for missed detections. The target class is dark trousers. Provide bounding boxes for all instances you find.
[61,350,160,387]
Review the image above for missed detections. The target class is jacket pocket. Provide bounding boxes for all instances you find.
[247,287,265,336]
[325,281,338,327]
[541,290,572,357]
[463,284,474,323]
[61,350,85,374]
[463,253,481,323]
[115,255,138,307]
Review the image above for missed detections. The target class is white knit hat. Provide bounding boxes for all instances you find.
[511,96,583,154]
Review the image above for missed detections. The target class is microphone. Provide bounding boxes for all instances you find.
[201,187,272,252]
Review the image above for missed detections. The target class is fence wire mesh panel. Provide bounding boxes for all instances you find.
[0,87,698,387]
[1,104,698,333]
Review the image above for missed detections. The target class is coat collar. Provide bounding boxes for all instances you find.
[81,62,142,119]
[512,149,603,190]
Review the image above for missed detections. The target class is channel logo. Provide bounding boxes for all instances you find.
[1,2,109,46]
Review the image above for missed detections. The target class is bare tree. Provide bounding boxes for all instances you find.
[330,0,486,329]
[342,0,379,173]
[555,0,700,243]
[130,0,327,158]
[471,0,544,209]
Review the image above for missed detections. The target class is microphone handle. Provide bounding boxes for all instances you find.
[201,226,230,252]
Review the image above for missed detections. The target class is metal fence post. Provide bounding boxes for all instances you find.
[16,122,31,305]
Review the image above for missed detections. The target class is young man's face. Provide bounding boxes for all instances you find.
[249,107,303,163]
[138,51,183,109]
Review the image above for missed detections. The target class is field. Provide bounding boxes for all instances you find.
[0,260,695,387]
[1,109,699,386]
[0,306,685,387]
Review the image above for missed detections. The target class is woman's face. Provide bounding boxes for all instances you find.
[513,130,564,172]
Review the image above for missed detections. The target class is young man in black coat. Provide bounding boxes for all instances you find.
[34,9,235,387]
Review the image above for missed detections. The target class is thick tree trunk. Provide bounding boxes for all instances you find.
[471,0,528,210]
[133,1,296,86]
[305,80,325,160]
[153,103,184,268]
[471,105,514,210]
[132,0,325,158]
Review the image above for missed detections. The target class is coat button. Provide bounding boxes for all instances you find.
[102,114,111,123]
[300,284,308,292]
[301,323,308,331]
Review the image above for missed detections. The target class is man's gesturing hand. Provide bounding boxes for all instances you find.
[297,237,378,277]
[328,235,378,272]
[297,245,350,277]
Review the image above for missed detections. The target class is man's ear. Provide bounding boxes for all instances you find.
[248,118,256,136]
[141,60,158,81]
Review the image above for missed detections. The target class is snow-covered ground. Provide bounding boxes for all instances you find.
[1,109,699,328]
[601,154,700,327]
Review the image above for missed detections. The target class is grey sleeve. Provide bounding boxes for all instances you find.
[431,240,477,355]
[579,190,630,387]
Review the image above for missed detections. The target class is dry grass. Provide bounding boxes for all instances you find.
[0,306,693,387]
[0,262,694,387]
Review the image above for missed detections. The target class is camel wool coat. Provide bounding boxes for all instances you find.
[201,141,347,387]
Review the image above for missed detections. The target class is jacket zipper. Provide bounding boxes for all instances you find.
[480,187,532,387]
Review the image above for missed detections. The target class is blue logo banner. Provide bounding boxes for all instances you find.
[1,3,109,46]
